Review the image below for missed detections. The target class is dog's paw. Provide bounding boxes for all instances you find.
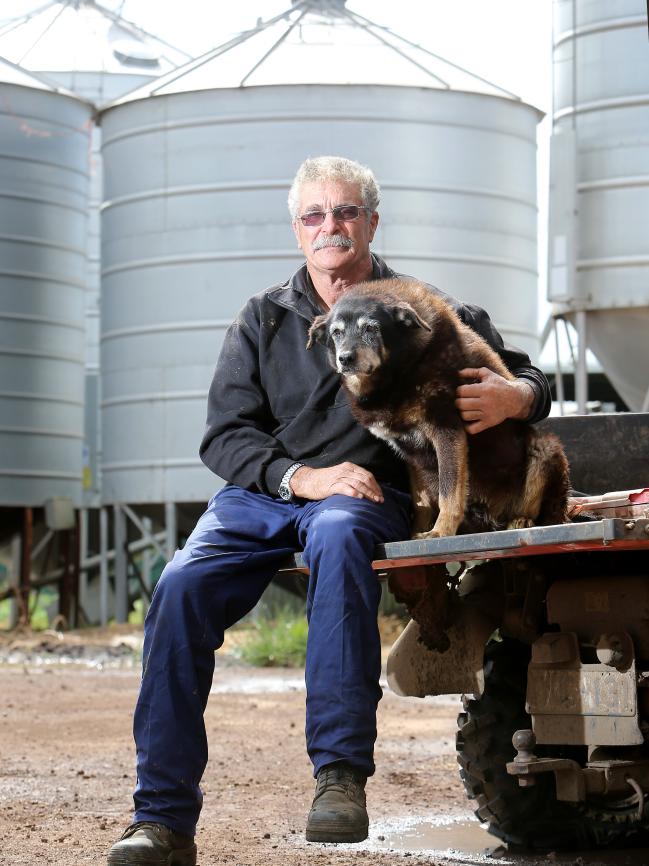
[413,529,441,540]
[507,517,535,530]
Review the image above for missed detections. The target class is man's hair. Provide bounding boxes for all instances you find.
[287,156,381,220]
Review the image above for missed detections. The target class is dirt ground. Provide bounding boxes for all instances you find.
[0,623,470,866]
[1,626,644,866]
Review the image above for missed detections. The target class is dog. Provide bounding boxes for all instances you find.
[307,278,569,538]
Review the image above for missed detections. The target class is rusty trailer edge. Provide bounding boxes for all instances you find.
[279,518,649,575]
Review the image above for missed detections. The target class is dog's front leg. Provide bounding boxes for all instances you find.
[415,425,468,539]
[408,463,436,535]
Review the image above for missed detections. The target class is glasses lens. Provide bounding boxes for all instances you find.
[333,205,362,221]
[300,211,325,226]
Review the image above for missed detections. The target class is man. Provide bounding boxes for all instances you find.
[108,156,550,866]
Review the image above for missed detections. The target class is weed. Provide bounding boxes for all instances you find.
[238,608,308,668]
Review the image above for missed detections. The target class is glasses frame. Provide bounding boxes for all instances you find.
[297,204,372,227]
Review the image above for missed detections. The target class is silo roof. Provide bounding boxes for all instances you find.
[0,0,190,77]
[0,51,79,95]
[105,0,520,106]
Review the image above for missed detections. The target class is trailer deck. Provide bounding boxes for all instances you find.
[280,517,649,575]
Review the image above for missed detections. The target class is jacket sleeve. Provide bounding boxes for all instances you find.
[459,303,552,423]
[199,309,296,495]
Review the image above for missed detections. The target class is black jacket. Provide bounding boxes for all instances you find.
[199,255,551,495]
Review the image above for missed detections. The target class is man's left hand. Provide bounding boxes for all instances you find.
[455,367,535,435]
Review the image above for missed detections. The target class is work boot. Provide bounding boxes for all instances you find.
[107,821,197,865]
[306,762,369,843]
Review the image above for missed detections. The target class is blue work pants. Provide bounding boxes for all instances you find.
[132,484,411,837]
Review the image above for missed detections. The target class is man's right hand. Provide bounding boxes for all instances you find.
[290,463,384,503]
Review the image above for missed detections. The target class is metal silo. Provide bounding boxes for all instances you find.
[0,0,189,507]
[549,0,649,411]
[99,0,543,506]
[0,58,92,506]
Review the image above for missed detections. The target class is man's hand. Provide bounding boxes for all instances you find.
[290,462,384,502]
[455,367,535,435]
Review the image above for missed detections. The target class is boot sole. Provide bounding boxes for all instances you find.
[306,824,369,844]
[107,846,197,866]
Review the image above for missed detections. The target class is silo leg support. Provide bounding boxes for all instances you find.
[165,502,177,563]
[99,507,109,626]
[20,508,33,627]
[114,505,128,624]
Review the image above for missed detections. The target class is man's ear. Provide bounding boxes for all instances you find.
[292,220,302,250]
[392,302,432,332]
[306,314,330,349]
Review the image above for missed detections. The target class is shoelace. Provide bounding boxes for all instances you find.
[122,822,165,840]
[316,765,363,797]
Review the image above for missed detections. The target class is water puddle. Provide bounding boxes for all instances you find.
[210,672,305,695]
[357,814,649,865]
[366,814,506,863]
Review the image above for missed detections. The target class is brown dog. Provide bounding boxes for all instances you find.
[307,278,569,538]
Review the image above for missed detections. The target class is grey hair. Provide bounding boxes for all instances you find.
[287,156,381,220]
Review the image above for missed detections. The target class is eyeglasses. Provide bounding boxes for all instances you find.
[297,205,371,227]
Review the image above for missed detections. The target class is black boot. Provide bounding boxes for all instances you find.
[306,762,369,843]
[107,821,197,865]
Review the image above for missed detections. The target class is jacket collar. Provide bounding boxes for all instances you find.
[268,254,397,321]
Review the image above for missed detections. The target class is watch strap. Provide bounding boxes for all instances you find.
[278,462,304,501]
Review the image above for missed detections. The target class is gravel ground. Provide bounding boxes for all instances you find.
[1,628,647,866]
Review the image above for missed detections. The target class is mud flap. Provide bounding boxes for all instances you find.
[386,608,493,698]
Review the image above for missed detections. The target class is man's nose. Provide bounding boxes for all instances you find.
[321,210,340,231]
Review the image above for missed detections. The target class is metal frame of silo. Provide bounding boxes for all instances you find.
[546,0,588,415]
[547,1,649,415]
[0,5,190,632]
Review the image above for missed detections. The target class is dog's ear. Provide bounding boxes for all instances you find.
[306,314,330,349]
[392,302,432,332]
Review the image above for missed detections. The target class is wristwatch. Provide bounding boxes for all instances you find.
[278,462,305,502]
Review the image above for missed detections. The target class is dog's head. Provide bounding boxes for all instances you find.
[306,292,431,387]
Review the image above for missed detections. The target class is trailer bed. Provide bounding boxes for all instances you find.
[281,518,649,575]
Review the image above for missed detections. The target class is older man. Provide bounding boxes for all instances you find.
[108,156,550,866]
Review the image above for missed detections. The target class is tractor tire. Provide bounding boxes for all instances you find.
[456,638,649,850]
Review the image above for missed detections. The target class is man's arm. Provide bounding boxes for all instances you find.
[199,312,298,494]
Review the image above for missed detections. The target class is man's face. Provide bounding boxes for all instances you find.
[292,179,379,281]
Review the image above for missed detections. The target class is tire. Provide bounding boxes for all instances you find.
[456,638,649,850]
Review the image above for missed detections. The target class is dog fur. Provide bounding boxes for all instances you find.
[307,278,569,538]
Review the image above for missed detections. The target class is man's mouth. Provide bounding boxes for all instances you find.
[312,235,353,252]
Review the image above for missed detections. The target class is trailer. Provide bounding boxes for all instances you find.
[282,412,649,849]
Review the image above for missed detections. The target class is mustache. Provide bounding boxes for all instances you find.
[312,235,354,252]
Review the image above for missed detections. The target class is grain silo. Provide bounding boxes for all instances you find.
[99,0,544,510]
[548,0,649,411]
[0,0,189,507]
[0,57,92,508]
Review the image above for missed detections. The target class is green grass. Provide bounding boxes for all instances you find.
[238,609,308,668]
[0,588,57,630]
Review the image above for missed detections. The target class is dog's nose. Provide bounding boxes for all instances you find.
[338,350,356,368]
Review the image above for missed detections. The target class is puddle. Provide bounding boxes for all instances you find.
[0,641,140,670]
[210,672,305,695]
[366,814,507,863]
[354,814,649,865]
[208,670,464,697]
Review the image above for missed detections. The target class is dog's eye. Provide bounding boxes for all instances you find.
[363,322,379,334]
[330,326,343,338]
